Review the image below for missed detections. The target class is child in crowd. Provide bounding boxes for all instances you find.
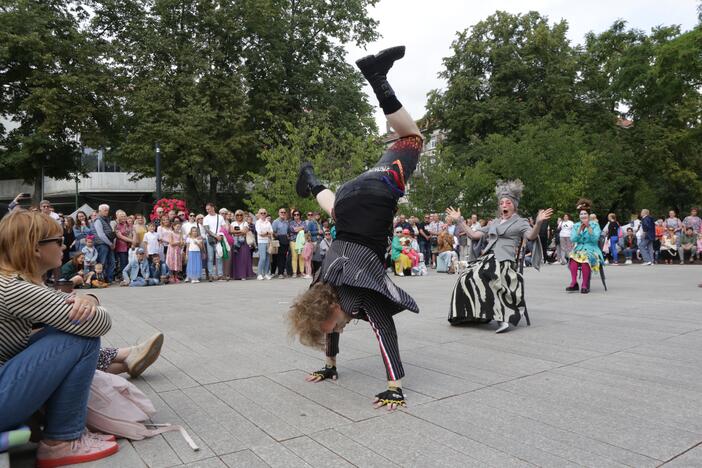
[302,231,314,279]
[150,253,170,284]
[143,223,161,262]
[91,263,109,288]
[412,253,428,276]
[166,219,184,283]
[400,230,420,267]
[81,235,98,274]
[185,227,203,283]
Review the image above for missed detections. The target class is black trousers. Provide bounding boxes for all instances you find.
[276,239,290,275]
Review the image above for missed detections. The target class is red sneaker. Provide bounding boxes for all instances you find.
[36,433,118,468]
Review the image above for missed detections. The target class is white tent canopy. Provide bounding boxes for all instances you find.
[69,203,95,220]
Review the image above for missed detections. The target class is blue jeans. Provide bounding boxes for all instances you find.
[257,242,270,276]
[206,242,223,277]
[95,244,115,282]
[0,327,100,439]
[116,252,129,279]
[129,277,146,287]
[609,236,619,263]
[639,237,654,263]
[623,247,637,260]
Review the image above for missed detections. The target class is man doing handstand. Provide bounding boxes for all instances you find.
[288,46,422,410]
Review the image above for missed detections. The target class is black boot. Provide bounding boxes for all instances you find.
[296,162,324,198]
[565,283,579,292]
[355,46,405,114]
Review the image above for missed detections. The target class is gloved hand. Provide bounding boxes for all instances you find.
[305,365,338,382]
[373,386,405,410]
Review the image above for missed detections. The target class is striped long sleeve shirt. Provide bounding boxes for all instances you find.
[0,273,112,366]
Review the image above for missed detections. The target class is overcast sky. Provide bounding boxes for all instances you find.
[344,0,700,132]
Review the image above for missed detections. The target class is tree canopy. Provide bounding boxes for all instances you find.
[419,10,702,219]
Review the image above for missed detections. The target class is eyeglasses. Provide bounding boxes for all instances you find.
[279,210,286,214]
[293,213,300,216]
[38,236,63,246]
[189,214,195,217]
[307,213,313,216]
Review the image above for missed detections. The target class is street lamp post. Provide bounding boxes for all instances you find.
[155,143,162,201]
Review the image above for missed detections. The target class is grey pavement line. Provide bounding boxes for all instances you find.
[401,342,667,463]
[198,377,357,443]
[656,439,702,467]
[282,434,360,467]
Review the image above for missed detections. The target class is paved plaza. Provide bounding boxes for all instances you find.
[8,264,702,467]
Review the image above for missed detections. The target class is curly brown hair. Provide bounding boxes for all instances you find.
[287,282,338,350]
[576,198,593,213]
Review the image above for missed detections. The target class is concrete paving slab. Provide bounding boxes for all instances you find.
[282,436,355,467]
[58,263,702,468]
[219,450,269,468]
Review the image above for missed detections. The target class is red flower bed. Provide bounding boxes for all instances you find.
[150,198,189,221]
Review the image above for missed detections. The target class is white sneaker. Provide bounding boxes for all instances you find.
[264,275,272,280]
[125,332,164,378]
[496,322,510,334]
[643,262,652,266]
[192,279,200,283]
[257,275,263,280]
[625,259,632,265]
[604,259,609,265]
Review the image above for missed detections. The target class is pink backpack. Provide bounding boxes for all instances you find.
[87,371,199,450]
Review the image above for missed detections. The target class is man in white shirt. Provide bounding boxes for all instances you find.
[40,200,61,224]
[254,208,273,280]
[203,203,225,280]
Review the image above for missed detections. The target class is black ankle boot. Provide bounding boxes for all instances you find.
[296,162,323,198]
[580,287,589,294]
[565,283,579,292]
[355,46,405,112]
[356,46,405,82]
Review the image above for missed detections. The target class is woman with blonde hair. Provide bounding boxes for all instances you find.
[0,210,119,466]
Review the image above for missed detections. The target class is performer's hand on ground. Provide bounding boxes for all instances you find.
[445,207,461,222]
[305,365,337,382]
[373,387,405,411]
[536,208,554,223]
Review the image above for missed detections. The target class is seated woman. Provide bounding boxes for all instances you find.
[436,229,458,273]
[659,228,678,264]
[391,227,412,276]
[60,253,91,288]
[566,199,605,293]
[0,210,118,467]
[446,180,553,333]
[620,227,638,264]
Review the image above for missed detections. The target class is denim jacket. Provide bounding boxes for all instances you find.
[123,259,150,281]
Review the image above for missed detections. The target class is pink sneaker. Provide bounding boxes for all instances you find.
[83,428,116,442]
[36,433,118,468]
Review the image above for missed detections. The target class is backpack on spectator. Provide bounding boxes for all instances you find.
[87,371,199,450]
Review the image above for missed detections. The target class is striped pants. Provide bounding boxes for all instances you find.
[326,307,404,381]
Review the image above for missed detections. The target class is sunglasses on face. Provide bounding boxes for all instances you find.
[38,236,63,247]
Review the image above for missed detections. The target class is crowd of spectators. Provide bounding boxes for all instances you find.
[4,193,700,289]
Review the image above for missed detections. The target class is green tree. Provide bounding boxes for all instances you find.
[247,113,380,214]
[0,0,116,202]
[425,10,701,218]
[90,0,379,210]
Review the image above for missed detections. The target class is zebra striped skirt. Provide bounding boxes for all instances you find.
[448,253,525,326]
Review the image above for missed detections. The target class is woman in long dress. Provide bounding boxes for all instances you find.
[446,180,553,333]
[566,199,605,293]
